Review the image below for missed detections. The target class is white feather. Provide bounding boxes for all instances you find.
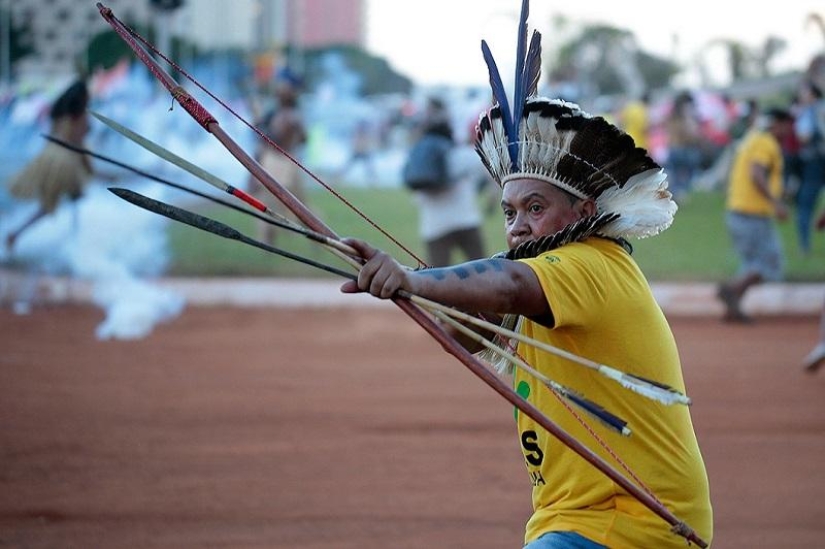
[597,168,677,239]
[598,365,692,405]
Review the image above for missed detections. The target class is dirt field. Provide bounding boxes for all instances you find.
[1,304,823,548]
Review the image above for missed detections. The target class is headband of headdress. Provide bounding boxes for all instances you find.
[474,0,677,257]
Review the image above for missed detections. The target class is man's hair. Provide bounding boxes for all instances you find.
[764,107,793,123]
[50,80,88,120]
[808,80,823,99]
[424,119,453,140]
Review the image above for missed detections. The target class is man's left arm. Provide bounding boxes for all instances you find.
[749,162,788,220]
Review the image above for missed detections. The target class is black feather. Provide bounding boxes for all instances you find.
[522,31,542,97]
[565,117,659,198]
[506,213,621,260]
[512,0,531,137]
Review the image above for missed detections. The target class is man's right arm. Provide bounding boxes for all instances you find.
[339,238,550,319]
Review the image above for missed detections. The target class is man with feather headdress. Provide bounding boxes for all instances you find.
[341,1,712,547]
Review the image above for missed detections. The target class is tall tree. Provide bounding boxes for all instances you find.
[547,23,678,98]
[756,36,787,78]
[0,6,34,75]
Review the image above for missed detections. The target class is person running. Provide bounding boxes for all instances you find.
[6,80,93,251]
[717,108,795,323]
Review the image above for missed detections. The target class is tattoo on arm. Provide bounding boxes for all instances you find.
[472,260,504,274]
[418,259,506,281]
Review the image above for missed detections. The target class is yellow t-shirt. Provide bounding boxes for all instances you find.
[620,101,649,150]
[726,130,784,216]
[515,238,713,548]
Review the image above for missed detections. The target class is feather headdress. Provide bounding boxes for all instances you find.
[475,0,676,254]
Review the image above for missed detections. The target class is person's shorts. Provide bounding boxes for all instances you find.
[523,531,607,549]
[725,211,783,281]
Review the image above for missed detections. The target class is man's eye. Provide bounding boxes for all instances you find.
[529,204,543,213]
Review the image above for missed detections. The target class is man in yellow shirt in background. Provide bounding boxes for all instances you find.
[618,92,650,150]
[717,107,794,322]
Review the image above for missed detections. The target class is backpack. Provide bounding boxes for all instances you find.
[402,134,452,192]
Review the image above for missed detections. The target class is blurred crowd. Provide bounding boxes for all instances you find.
[2,50,824,262]
[607,53,825,257]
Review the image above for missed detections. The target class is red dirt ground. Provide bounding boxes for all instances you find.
[1,304,823,549]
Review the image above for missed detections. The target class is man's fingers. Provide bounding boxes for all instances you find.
[363,258,394,299]
[340,280,360,294]
[339,238,407,299]
[341,237,376,260]
[357,256,380,292]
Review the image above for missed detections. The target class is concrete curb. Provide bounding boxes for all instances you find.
[2,268,823,316]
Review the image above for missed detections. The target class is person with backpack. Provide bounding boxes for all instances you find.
[404,98,485,267]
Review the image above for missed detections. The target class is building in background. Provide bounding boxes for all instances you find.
[4,0,150,79]
[286,0,364,49]
[2,0,365,81]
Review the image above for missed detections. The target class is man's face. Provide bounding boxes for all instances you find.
[770,118,793,141]
[500,178,594,250]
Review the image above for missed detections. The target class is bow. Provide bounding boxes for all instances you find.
[94,4,707,546]
[52,126,664,435]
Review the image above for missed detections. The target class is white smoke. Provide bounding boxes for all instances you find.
[0,65,256,340]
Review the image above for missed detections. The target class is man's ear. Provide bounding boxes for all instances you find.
[578,198,597,218]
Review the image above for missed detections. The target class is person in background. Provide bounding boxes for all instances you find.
[792,79,825,256]
[664,91,702,201]
[6,79,93,251]
[802,209,825,373]
[717,108,795,323]
[618,91,650,151]
[730,99,760,141]
[249,67,307,245]
[693,98,761,192]
[337,119,377,184]
[803,299,825,373]
[410,98,485,267]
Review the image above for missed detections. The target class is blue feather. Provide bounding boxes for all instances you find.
[480,39,516,166]
[511,0,530,142]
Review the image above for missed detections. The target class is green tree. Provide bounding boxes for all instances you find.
[0,6,34,69]
[756,36,787,78]
[85,26,198,73]
[703,39,750,81]
[298,45,412,96]
[548,24,678,96]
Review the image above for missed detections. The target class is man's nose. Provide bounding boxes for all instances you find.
[508,212,530,237]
